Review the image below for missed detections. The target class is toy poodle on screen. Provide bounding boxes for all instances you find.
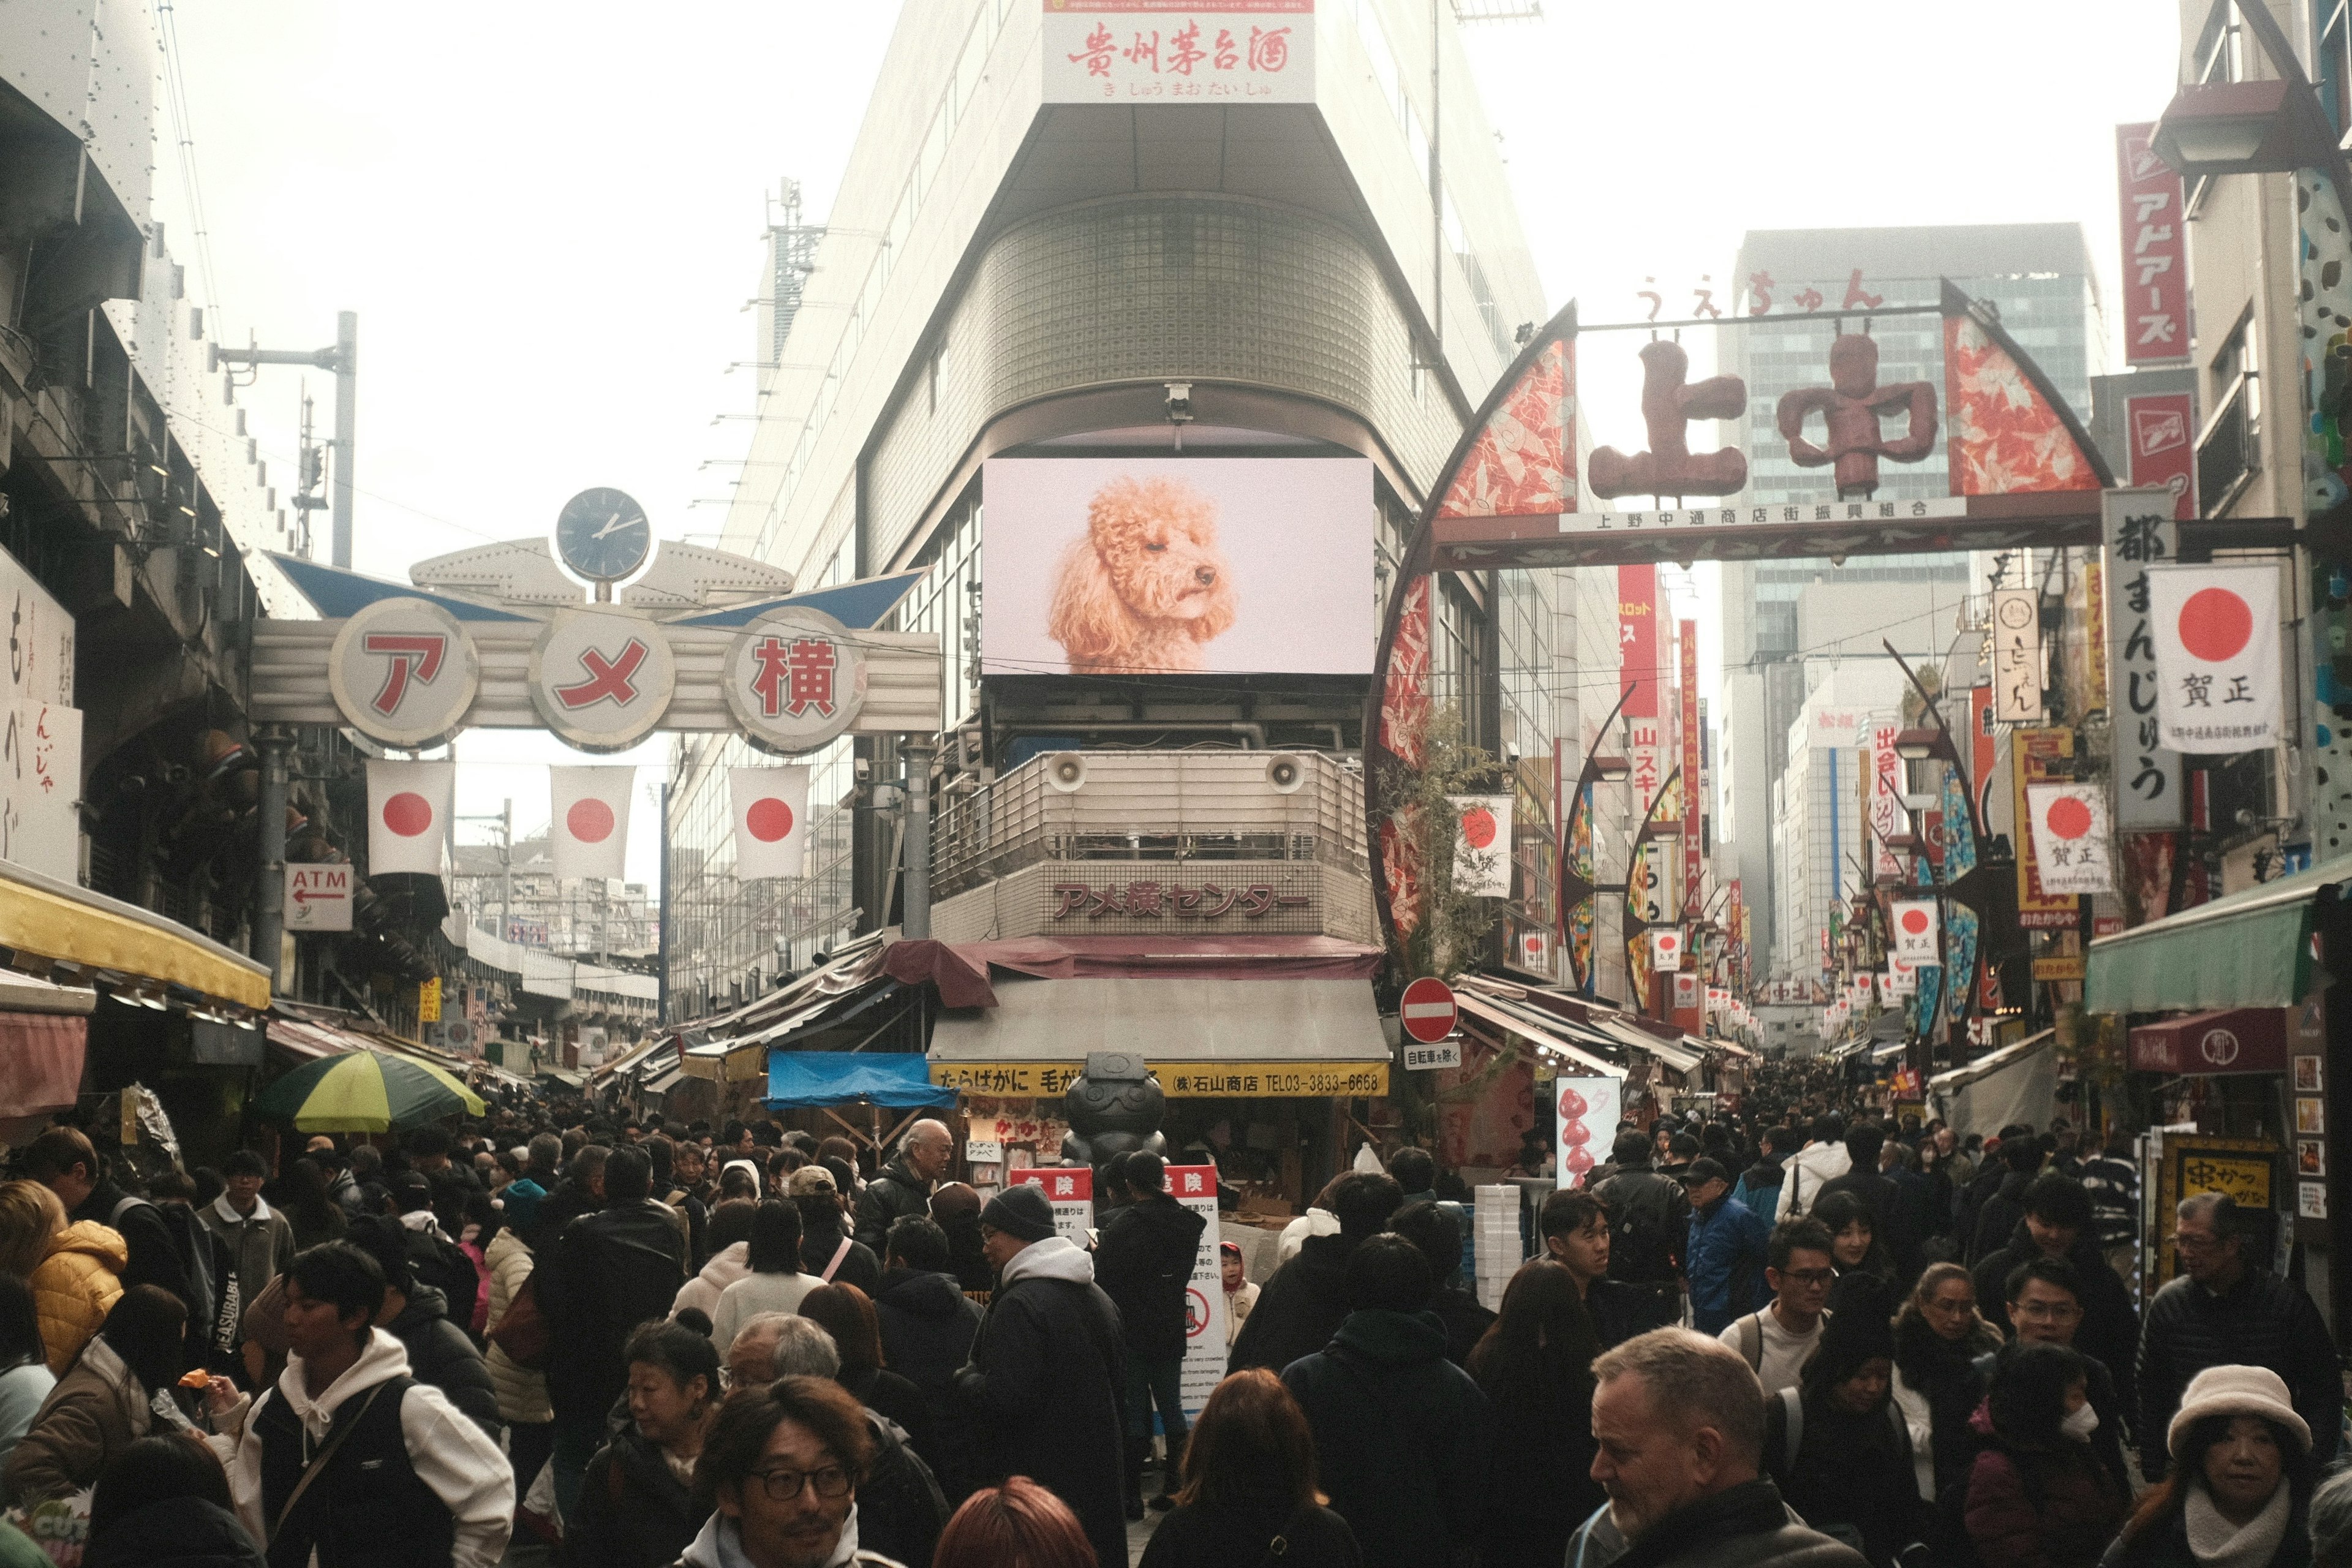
[1047,473,1237,674]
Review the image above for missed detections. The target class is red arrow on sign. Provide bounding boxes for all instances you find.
[1400,976,1458,1044]
[292,886,347,906]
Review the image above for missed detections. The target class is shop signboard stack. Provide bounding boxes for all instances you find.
[1474,1185,1521,1311]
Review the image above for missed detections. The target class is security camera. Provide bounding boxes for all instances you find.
[1164,382,1194,423]
[854,756,872,782]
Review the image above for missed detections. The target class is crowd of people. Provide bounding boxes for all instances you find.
[0,1072,2340,1568]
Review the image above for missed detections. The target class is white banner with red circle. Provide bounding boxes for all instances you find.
[366,761,452,875]
[730,766,812,880]
[1446,794,1512,896]
[2147,562,2280,753]
[2024,782,2113,895]
[551,766,633,881]
[1890,899,1939,963]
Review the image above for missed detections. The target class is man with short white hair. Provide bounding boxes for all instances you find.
[1567,1327,1866,1568]
[722,1311,835,1390]
[856,1120,955,1253]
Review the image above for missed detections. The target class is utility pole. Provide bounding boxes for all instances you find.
[252,728,293,990]
[213,311,358,567]
[903,740,934,939]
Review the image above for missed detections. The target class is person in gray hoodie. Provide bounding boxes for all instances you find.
[951,1183,1127,1568]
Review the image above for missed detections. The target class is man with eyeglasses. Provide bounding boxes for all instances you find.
[1973,1257,2130,1494]
[1970,1174,2139,1421]
[671,1376,905,1568]
[2136,1191,2339,1480]
[1717,1218,1835,1395]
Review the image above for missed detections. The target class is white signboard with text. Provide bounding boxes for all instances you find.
[1043,2,1313,105]
[1169,1164,1227,1420]
[285,864,355,932]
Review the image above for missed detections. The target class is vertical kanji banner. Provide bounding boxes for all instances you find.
[2116,124,2191,366]
[2026,783,2115,895]
[1679,620,1701,918]
[2102,488,2183,829]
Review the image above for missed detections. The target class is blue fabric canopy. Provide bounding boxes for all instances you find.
[765,1051,956,1110]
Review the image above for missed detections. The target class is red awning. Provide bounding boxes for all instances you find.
[884,936,1384,1009]
[0,1011,87,1115]
[2128,1007,2288,1076]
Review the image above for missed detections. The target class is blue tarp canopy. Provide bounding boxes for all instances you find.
[765,1052,956,1110]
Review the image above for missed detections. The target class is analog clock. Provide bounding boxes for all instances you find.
[555,488,652,583]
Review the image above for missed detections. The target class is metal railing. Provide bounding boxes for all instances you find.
[931,750,1368,903]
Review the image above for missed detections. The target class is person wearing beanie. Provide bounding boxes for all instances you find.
[1762,1278,1921,1567]
[953,1180,1129,1568]
[2105,1365,2316,1568]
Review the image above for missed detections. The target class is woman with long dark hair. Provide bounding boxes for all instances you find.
[281,1158,347,1253]
[797,1284,934,1461]
[1763,1281,1921,1566]
[1136,1370,1360,1568]
[0,1275,51,1474]
[1816,1191,1899,1296]
[2101,1366,2314,1568]
[1965,1343,2125,1568]
[1,1285,187,1505]
[709,1200,816,1354]
[1466,1259,1605,1568]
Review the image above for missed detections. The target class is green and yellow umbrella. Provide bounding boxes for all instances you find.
[252,1048,485,1132]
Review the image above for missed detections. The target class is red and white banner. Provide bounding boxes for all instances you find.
[1167,1164,1227,1420]
[1679,621,1702,915]
[1886,955,1917,995]
[2148,563,2282,753]
[1890,899,1939,964]
[1447,794,1513,896]
[2117,124,2190,365]
[366,760,451,875]
[731,766,812,880]
[1866,721,1904,880]
[2025,783,2114,896]
[1649,927,1684,971]
[551,766,633,881]
[1008,1165,1095,1244]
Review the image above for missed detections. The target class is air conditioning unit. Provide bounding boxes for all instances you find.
[1045,753,1088,793]
[1264,754,1308,794]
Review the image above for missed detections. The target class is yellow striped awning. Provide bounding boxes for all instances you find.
[0,859,271,1009]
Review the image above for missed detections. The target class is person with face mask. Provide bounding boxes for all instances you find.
[2100,1366,2313,1568]
[1965,1343,2127,1568]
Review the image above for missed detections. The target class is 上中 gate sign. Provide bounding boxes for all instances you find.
[1400,976,1457,1044]
[328,598,480,750]
[530,609,679,752]
[2147,562,2281,753]
[722,607,869,755]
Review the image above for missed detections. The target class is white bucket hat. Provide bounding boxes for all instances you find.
[2167,1364,2311,1457]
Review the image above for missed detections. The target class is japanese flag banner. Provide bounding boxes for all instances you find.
[2024,782,2114,895]
[731,766,812,880]
[2147,562,2282,753]
[551,766,633,881]
[1887,956,1918,995]
[1648,927,1684,971]
[1446,794,1512,896]
[366,760,451,876]
[1890,899,1940,963]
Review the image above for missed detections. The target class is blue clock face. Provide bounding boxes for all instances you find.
[555,488,652,582]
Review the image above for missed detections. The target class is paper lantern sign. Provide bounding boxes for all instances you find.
[2147,563,2280,753]
[551,766,634,881]
[1648,927,1684,971]
[2024,782,2113,895]
[528,608,679,753]
[1890,899,1940,963]
[366,760,452,875]
[328,598,480,750]
[722,606,870,756]
[730,766,812,880]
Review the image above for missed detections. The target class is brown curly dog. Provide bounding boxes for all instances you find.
[1046,474,1237,674]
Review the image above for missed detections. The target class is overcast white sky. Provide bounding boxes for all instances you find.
[146,1,2185,882]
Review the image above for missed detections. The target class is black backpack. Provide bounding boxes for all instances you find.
[121,1197,239,1355]
[1594,1169,1686,1285]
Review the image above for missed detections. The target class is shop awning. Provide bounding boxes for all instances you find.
[0,1009,88,1116]
[2128,1007,2288,1076]
[1455,992,1623,1077]
[1928,1028,2057,1141]
[0,859,270,1009]
[928,977,1389,1097]
[767,1052,959,1110]
[2086,856,2352,1014]
[1589,1015,1704,1075]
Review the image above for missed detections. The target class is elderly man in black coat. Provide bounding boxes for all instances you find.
[953,1183,1129,1568]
